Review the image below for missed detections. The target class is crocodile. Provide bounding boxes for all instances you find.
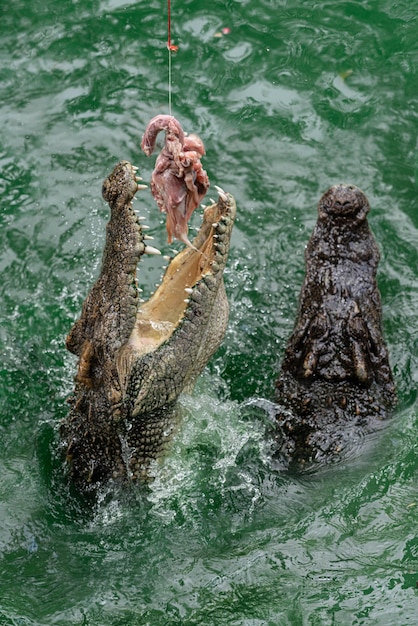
[274,184,396,464]
[61,160,236,488]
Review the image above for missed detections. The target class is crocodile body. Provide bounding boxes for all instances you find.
[61,161,236,488]
[275,184,396,464]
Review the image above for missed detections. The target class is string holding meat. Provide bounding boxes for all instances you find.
[141,115,210,248]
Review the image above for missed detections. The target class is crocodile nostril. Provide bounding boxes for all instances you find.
[334,201,353,209]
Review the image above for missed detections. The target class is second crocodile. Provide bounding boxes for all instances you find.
[274,184,396,464]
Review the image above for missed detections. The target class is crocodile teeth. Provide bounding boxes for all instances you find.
[132,165,139,172]
[144,245,161,255]
[184,298,190,304]
[184,287,193,294]
[163,255,171,261]
[143,235,154,240]
[214,185,228,202]
[137,183,148,191]
[212,222,219,228]
[141,224,151,230]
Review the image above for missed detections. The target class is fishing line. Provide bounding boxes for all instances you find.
[167,0,178,115]
[168,45,172,115]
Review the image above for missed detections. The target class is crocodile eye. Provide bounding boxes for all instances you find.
[102,179,110,201]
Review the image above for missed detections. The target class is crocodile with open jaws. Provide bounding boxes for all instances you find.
[61,160,236,488]
[274,184,396,464]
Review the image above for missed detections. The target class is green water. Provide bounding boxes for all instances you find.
[1,0,417,623]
